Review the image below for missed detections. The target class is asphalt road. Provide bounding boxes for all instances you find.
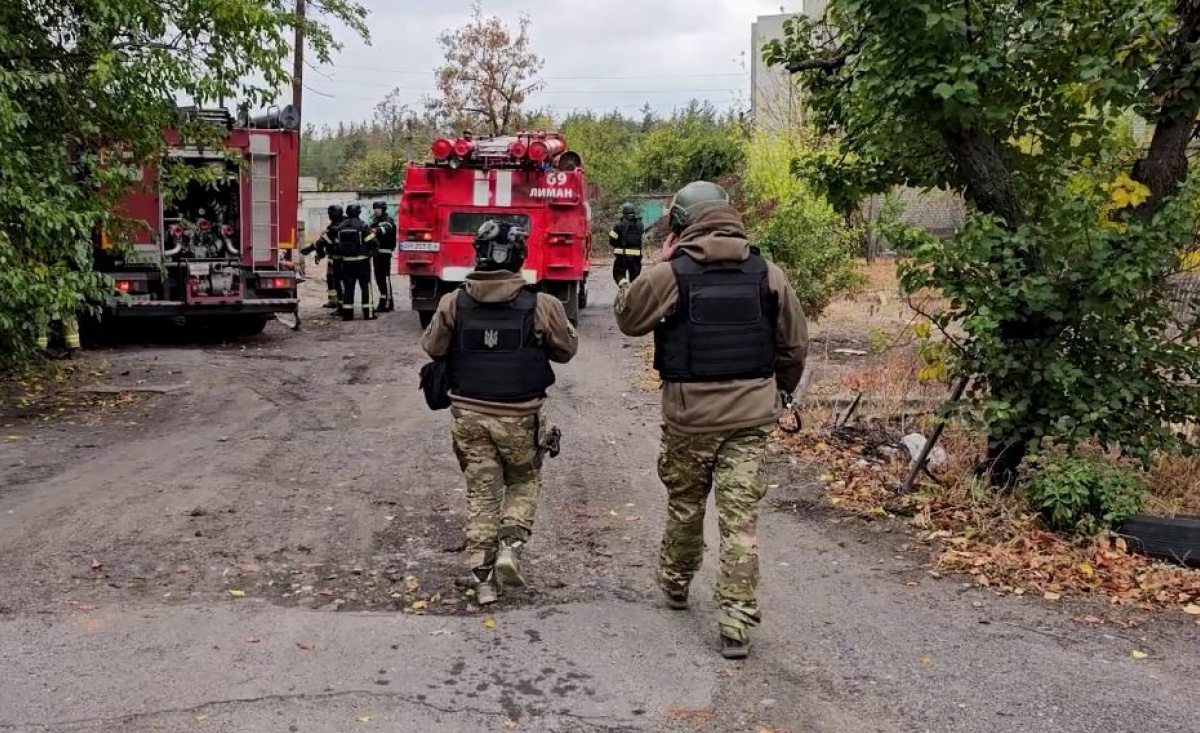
[0,271,1197,733]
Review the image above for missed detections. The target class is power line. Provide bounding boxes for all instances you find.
[304,81,747,96]
[321,62,748,81]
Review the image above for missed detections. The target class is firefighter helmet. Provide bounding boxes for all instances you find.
[621,202,637,218]
[474,220,528,273]
[327,204,345,223]
[346,203,363,219]
[372,201,388,214]
[668,181,730,235]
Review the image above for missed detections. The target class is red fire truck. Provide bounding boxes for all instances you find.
[95,107,301,335]
[396,131,592,326]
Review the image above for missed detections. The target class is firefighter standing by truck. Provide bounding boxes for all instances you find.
[421,221,578,605]
[334,204,378,321]
[369,202,398,313]
[301,204,345,309]
[609,202,645,283]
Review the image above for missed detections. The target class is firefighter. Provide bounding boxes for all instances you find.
[335,204,378,321]
[36,311,81,359]
[609,202,645,283]
[370,201,398,313]
[421,220,578,605]
[614,181,808,659]
[300,204,345,309]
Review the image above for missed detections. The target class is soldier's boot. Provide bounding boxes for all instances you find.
[662,588,689,611]
[494,539,525,590]
[720,632,750,660]
[474,571,498,606]
[377,298,390,313]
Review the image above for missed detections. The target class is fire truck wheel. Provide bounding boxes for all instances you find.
[419,310,435,329]
[564,283,581,326]
[578,279,589,310]
[225,315,270,337]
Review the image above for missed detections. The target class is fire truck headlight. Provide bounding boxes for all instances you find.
[432,139,454,159]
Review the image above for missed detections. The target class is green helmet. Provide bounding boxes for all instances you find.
[668,181,730,234]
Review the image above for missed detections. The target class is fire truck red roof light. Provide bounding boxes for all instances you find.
[115,280,133,292]
[431,139,454,159]
[453,139,476,157]
[509,141,528,158]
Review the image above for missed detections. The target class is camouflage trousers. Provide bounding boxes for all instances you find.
[452,409,544,574]
[657,425,772,642]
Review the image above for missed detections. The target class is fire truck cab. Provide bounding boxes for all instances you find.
[396,132,592,326]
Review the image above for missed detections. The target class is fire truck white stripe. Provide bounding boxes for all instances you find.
[495,170,513,207]
[473,171,489,207]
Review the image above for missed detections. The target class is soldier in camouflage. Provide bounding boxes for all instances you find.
[422,221,578,605]
[615,181,808,659]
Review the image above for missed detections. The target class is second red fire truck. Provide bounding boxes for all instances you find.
[396,131,592,325]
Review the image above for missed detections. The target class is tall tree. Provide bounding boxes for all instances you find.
[767,1,1200,485]
[431,2,544,135]
[0,0,368,364]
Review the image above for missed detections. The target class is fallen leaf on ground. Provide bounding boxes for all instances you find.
[1043,592,1062,601]
[504,719,518,730]
[1078,562,1095,577]
[228,589,245,598]
[411,600,428,611]
[1131,650,1149,660]
[4,435,20,442]
[91,558,103,570]
[195,714,209,722]
[403,576,420,592]
[296,643,313,651]
[1183,604,1200,616]
[482,618,496,630]
[245,636,261,644]
[356,716,371,723]
[919,654,932,668]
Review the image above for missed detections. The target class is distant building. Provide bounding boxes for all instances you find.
[750,2,828,133]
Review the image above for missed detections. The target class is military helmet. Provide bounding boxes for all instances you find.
[621,202,637,217]
[668,181,730,235]
[474,220,528,273]
[346,203,363,218]
[327,204,345,222]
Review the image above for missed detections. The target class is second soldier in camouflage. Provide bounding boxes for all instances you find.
[615,181,808,659]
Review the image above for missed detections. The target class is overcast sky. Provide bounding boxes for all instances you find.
[299,0,796,129]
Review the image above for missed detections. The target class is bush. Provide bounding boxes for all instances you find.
[1023,454,1147,535]
[751,195,864,318]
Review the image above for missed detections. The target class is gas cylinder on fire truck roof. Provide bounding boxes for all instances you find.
[429,131,583,172]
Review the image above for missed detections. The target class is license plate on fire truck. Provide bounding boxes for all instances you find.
[401,241,440,252]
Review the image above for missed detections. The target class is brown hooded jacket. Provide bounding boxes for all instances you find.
[615,202,808,435]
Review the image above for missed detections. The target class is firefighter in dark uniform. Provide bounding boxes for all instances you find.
[301,204,345,309]
[334,204,378,321]
[609,202,645,283]
[421,221,578,605]
[369,201,398,313]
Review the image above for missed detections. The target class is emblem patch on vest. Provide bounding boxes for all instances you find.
[483,330,500,348]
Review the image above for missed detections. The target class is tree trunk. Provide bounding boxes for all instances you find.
[943,128,1026,227]
[1132,1,1200,211]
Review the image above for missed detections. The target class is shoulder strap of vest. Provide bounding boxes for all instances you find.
[456,288,478,310]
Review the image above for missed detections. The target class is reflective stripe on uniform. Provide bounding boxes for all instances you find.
[614,249,642,256]
[609,231,619,240]
[342,255,369,262]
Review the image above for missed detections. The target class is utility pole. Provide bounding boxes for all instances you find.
[292,0,306,124]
